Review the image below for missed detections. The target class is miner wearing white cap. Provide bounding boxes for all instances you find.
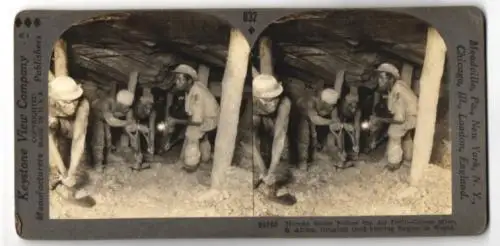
[165,64,220,173]
[370,62,418,171]
[240,73,296,206]
[48,75,94,207]
[288,81,343,171]
[91,73,137,172]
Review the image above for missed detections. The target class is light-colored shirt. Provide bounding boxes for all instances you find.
[185,81,220,129]
[388,80,418,122]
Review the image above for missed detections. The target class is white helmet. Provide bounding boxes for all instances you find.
[173,64,198,81]
[49,76,83,101]
[252,74,283,99]
[116,90,134,106]
[320,88,339,105]
[376,63,400,79]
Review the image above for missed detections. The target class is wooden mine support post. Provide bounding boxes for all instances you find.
[401,63,414,87]
[259,37,273,75]
[210,29,251,189]
[410,27,447,186]
[198,64,210,87]
[412,68,421,96]
[334,70,345,94]
[53,39,69,77]
[110,82,118,96]
[127,71,139,93]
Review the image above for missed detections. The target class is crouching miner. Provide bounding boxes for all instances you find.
[165,64,219,173]
[48,75,95,207]
[370,63,418,171]
[250,74,297,206]
[291,85,342,171]
[91,88,135,172]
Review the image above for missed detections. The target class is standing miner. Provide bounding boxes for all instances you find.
[288,83,342,171]
[91,88,136,172]
[165,64,219,173]
[369,63,418,171]
[246,74,297,206]
[48,75,95,207]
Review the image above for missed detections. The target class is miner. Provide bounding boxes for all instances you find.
[48,75,95,207]
[135,89,156,155]
[246,74,297,206]
[126,87,157,170]
[289,85,343,171]
[337,86,362,160]
[370,63,418,171]
[165,64,219,173]
[91,88,136,172]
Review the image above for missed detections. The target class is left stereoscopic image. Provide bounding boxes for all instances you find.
[48,11,254,219]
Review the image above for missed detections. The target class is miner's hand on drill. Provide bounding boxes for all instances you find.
[147,144,154,155]
[136,124,149,133]
[352,145,360,154]
[343,123,355,132]
[329,121,343,132]
[125,121,145,133]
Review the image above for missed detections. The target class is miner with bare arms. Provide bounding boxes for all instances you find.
[164,64,219,172]
[337,86,362,161]
[133,88,156,154]
[369,63,418,171]
[247,74,297,206]
[91,86,136,172]
[288,84,342,171]
[48,74,95,207]
[124,87,158,171]
[364,77,390,153]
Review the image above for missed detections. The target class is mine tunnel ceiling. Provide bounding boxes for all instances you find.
[63,11,232,92]
[265,10,428,88]
[61,10,428,92]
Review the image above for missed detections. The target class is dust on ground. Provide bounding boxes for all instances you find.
[49,146,254,219]
[254,151,452,216]
[50,146,451,219]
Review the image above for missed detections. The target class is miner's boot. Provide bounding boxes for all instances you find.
[131,152,150,171]
[58,185,96,208]
[266,183,297,206]
[402,133,414,167]
[199,135,212,166]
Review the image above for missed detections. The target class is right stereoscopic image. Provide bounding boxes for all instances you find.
[247,10,452,216]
